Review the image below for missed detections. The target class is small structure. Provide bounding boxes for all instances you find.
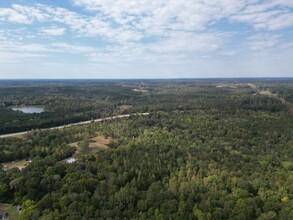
[0,211,8,219]
[66,158,77,164]
[17,205,21,214]
[2,165,8,172]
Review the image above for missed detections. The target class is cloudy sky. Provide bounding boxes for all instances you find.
[0,0,292,79]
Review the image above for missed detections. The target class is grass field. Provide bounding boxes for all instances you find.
[2,159,30,171]
[0,203,19,220]
[69,135,113,155]
[90,135,112,149]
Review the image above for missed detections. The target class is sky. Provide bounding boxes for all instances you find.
[0,0,292,79]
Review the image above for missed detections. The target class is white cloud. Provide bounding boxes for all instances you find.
[51,42,96,53]
[73,0,223,33]
[0,36,99,62]
[11,4,49,21]
[247,34,281,50]
[230,0,293,30]
[35,4,142,42]
[40,26,66,36]
[0,8,31,24]
[149,32,228,53]
[0,0,292,78]
[72,0,293,34]
[1,1,292,45]
[0,4,49,24]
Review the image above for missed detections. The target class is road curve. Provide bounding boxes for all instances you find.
[247,83,293,114]
[0,112,149,139]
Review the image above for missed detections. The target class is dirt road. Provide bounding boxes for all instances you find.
[248,83,293,114]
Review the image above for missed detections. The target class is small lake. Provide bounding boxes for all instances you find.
[10,106,45,114]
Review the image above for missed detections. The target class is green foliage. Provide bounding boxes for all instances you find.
[0,79,293,219]
[20,199,38,220]
[78,139,90,153]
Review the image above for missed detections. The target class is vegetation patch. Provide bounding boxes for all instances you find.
[70,135,113,154]
[119,105,132,113]
[259,90,277,97]
[216,84,238,88]
[2,159,30,171]
[0,203,19,220]
[69,142,78,148]
[1,79,293,219]
[88,135,113,151]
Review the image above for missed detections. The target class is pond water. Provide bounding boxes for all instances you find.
[10,106,45,114]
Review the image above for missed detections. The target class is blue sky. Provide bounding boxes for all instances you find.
[0,0,292,79]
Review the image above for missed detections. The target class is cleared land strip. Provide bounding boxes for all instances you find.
[248,83,293,114]
[0,112,149,139]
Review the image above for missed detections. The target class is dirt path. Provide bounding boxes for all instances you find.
[0,112,149,139]
[280,98,293,114]
[247,83,257,90]
[248,83,293,114]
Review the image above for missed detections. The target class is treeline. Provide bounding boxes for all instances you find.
[0,80,289,135]
[0,82,143,134]
[1,110,292,219]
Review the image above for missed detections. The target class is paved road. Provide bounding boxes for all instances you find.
[0,112,149,139]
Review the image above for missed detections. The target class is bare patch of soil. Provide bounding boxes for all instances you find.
[216,84,238,89]
[89,135,113,150]
[259,90,277,97]
[69,142,78,148]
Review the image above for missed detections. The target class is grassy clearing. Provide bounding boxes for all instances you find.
[257,89,293,114]
[69,135,113,155]
[119,105,132,112]
[0,203,19,220]
[216,84,237,89]
[281,99,293,114]
[69,142,78,148]
[2,159,30,171]
[87,135,113,153]
[91,135,112,146]
[132,88,149,93]
[259,90,277,97]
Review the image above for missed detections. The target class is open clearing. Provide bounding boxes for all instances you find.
[122,84,149,93]
[248,83,293,114]
[132,88,149,93]
[2,159,30,171]
[216,84,238,89]
[281,98,293,114]
[0,203,19,220]
[119,105,132,112]
[89,135,113,150]
[69,135,113,155]
[258,90,277,97]
[69,142,78,148]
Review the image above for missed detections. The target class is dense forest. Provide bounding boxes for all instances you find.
[0,79,292,219]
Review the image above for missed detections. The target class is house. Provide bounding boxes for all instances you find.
[2,165,9,172]
[66,158,77,164]
[17,205,21,214]
[0,211,8,219]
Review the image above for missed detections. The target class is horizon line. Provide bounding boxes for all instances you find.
[1,76,293,80]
